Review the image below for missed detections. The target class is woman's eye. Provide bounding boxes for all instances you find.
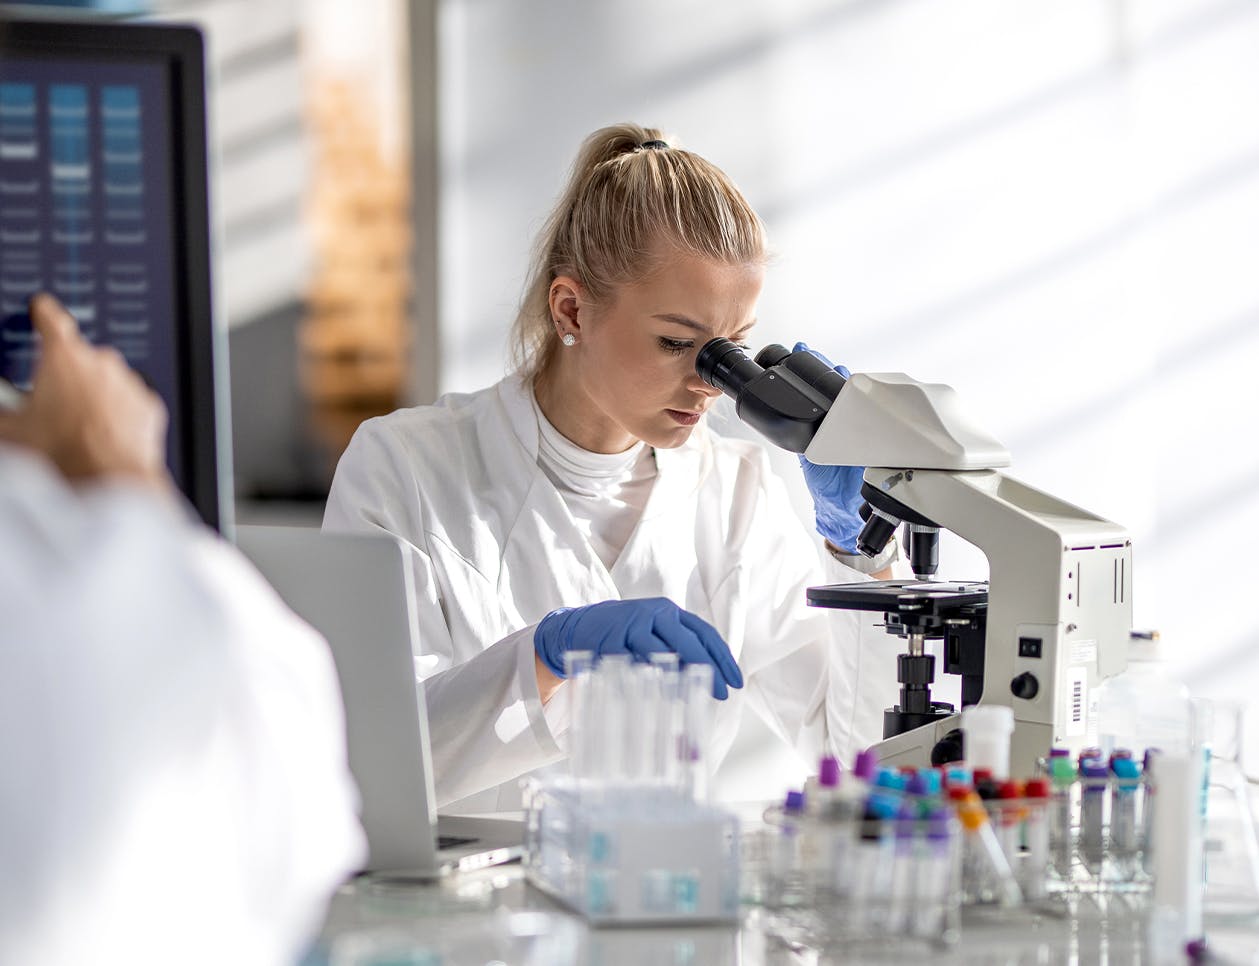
[657,337,693,355]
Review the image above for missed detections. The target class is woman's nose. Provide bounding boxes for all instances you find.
[689,372,722,397]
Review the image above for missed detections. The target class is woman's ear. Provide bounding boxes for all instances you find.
[549,275,585,339]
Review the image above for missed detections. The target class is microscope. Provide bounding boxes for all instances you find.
[695,340,1132,776]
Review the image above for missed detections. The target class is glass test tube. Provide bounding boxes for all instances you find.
[1049,750,1077,879]
[913,811,957,940]
[680,663,713,802]
[649,653,680,788]
[564,650,594,782]
[1110,755,1142,880]
[599,655,632,784]
[956,791,1023,906]
[1021,780,1051,900]
[1080,762,1109,876]
[886,800,919,933]
[627,662,659,783]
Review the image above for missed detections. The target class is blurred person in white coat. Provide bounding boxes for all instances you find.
[324,125,900,812]
[0,294,364,966]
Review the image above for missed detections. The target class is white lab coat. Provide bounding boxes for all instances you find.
[0,446,365,966]
[324,374,897,811]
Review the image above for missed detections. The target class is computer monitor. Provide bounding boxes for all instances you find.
[0,17,229,530]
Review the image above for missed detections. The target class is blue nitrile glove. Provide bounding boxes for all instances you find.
[794,341,867,553]
[534,597,744,700]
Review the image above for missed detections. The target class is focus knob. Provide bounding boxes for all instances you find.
[1011,672,1040,700]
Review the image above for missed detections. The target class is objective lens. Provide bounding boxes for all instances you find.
[907,524,940,580]
[695,337,763,398]
[857,506,900,558]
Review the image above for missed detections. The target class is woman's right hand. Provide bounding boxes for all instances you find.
[533,597,743,699]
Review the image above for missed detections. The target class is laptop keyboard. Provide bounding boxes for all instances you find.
[437,834,477,850]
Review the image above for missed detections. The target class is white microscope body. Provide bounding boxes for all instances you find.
[806,373,1132,774]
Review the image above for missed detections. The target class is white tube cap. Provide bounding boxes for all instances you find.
[961,704,1016,780]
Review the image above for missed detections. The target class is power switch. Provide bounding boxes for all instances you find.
[1017,637,1043,659]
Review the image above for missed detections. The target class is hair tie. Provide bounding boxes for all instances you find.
[639,139,669,151]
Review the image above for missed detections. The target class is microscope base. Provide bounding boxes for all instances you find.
[871,713,1057,776]
[883,703,955,741]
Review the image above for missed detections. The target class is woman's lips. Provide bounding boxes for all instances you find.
[666,409,702,426]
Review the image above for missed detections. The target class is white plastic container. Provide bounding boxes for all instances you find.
[961,705,1015,780]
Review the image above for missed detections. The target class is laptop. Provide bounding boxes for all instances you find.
[234,524,522,879]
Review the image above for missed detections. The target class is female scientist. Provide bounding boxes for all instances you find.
[324,124,898,811]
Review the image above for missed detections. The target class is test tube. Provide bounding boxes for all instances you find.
[886,798,919,933]
[851,790,898,931]
[598,654,632,784]
[955,790,1023,906]
[1110,754,1142,880]
[913,809,957,940]
[995,780,1025,873]
[1048,748,1077,879]
[648,653,680,789]
[621,663,653,782]
[564,650,594,782]
[680,663,714,802]
[1080,761,1109,876]
[1021,778,1051,900]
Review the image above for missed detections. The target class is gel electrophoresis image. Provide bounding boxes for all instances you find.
[0,58,182,482]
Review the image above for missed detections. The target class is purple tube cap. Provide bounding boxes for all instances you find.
[854,748,879,780]
[818,755,841,788]
[1082,762,1110,779]
[784,790,805,813]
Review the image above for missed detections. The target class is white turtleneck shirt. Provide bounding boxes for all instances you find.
[533,399,659,571]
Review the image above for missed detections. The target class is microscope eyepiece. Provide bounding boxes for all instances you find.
[694,337,843,453]
[753,344,792,369]
[695,337,763,398]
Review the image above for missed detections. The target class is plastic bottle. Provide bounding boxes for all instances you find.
[1094,632,1194,760]
[961,704,1016,780]
[1094,632,1202,883]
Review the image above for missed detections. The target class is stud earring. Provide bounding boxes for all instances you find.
[561,333,576,347]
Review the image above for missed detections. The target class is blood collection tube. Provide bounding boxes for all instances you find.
[1021,778,1051,900]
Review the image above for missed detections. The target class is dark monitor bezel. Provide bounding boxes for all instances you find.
[0,17,228,531]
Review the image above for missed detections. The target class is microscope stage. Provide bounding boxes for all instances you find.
[806,579,989,612]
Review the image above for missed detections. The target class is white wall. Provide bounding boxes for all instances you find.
[436,0,1259,711]
[154,0,309,326]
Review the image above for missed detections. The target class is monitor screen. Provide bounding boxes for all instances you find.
[0,18,227,530]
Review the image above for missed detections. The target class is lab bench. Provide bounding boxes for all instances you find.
[305,840,1259,966]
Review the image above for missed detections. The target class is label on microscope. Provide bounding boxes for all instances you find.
[1064,666,1089,737]
[1069,639,1098,665]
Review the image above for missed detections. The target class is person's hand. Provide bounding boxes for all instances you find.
[0,293,170,489]
[794,341,866,553]
[534,597,744,700]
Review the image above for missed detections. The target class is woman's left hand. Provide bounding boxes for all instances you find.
[794,342,866,553]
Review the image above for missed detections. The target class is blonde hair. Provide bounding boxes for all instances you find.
[511,123,767,378]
